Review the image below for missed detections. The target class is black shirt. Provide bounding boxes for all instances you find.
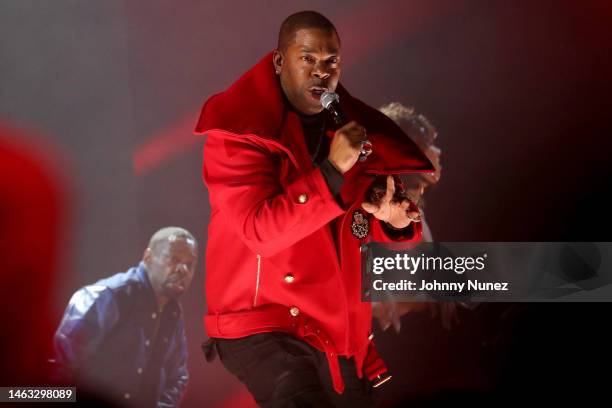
[297,111,344,198]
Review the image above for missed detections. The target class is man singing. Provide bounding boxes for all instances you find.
[196,11,433,407]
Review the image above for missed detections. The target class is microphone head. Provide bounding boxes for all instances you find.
[320,91,340,110]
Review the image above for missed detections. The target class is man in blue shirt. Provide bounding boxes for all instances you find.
[54,227,198,407]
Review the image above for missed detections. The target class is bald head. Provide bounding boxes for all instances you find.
[277,10,340,52]
[147,226,197,251]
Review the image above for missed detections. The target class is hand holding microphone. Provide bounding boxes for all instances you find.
[321,92,372,174]
[327,121,368,174]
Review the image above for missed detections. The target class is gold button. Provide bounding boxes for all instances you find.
[298,193,308,204]
[137,367,143,374]
[145,339,150,347]
[368,333,374,341]
[284,274,295,283]
[289,306,300,317]
[124,393,131,400]
[151,312,157,319]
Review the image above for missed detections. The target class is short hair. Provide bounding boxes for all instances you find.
[379,102,438,148]
[277,11,339,51]
[147,226,197,250]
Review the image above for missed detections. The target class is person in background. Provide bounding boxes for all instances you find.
[372,103,455,333]
[54,227,198,407]
[379,102,441,243]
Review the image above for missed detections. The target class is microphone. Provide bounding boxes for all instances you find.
[320,91,346,126]
[320,91,372,161]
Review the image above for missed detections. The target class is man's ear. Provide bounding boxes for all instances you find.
[272,50,283,75]
[143,248,152,266]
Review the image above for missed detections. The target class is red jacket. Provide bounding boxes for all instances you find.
[195,52,433,394]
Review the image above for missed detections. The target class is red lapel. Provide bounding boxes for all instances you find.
[195,52,434,175]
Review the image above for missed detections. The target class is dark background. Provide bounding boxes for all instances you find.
[1,0,611,406]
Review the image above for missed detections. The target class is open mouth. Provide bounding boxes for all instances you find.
[167,280,185,292]
[308,87,328,101]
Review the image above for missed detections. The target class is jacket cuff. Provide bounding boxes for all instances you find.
[318,159,344,198]
[370,218,421,243]
[286,167,343,212]
[382,221,412,237]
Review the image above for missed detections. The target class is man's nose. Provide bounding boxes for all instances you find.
[312,62,330,79]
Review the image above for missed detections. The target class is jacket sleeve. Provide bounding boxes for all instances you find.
[158,317,189,408]
[53,286,119,378]
[203,131,345,257]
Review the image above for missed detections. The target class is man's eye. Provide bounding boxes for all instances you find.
[301,56,314,63]
[328,58,338,64]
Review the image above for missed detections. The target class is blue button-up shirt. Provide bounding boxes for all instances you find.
[54,262,188,407]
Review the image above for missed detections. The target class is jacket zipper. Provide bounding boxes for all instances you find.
[253,254,261,307]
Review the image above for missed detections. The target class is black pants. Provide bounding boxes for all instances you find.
[207,333,378,408]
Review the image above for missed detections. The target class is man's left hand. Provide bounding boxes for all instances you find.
[361,175,421,229]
